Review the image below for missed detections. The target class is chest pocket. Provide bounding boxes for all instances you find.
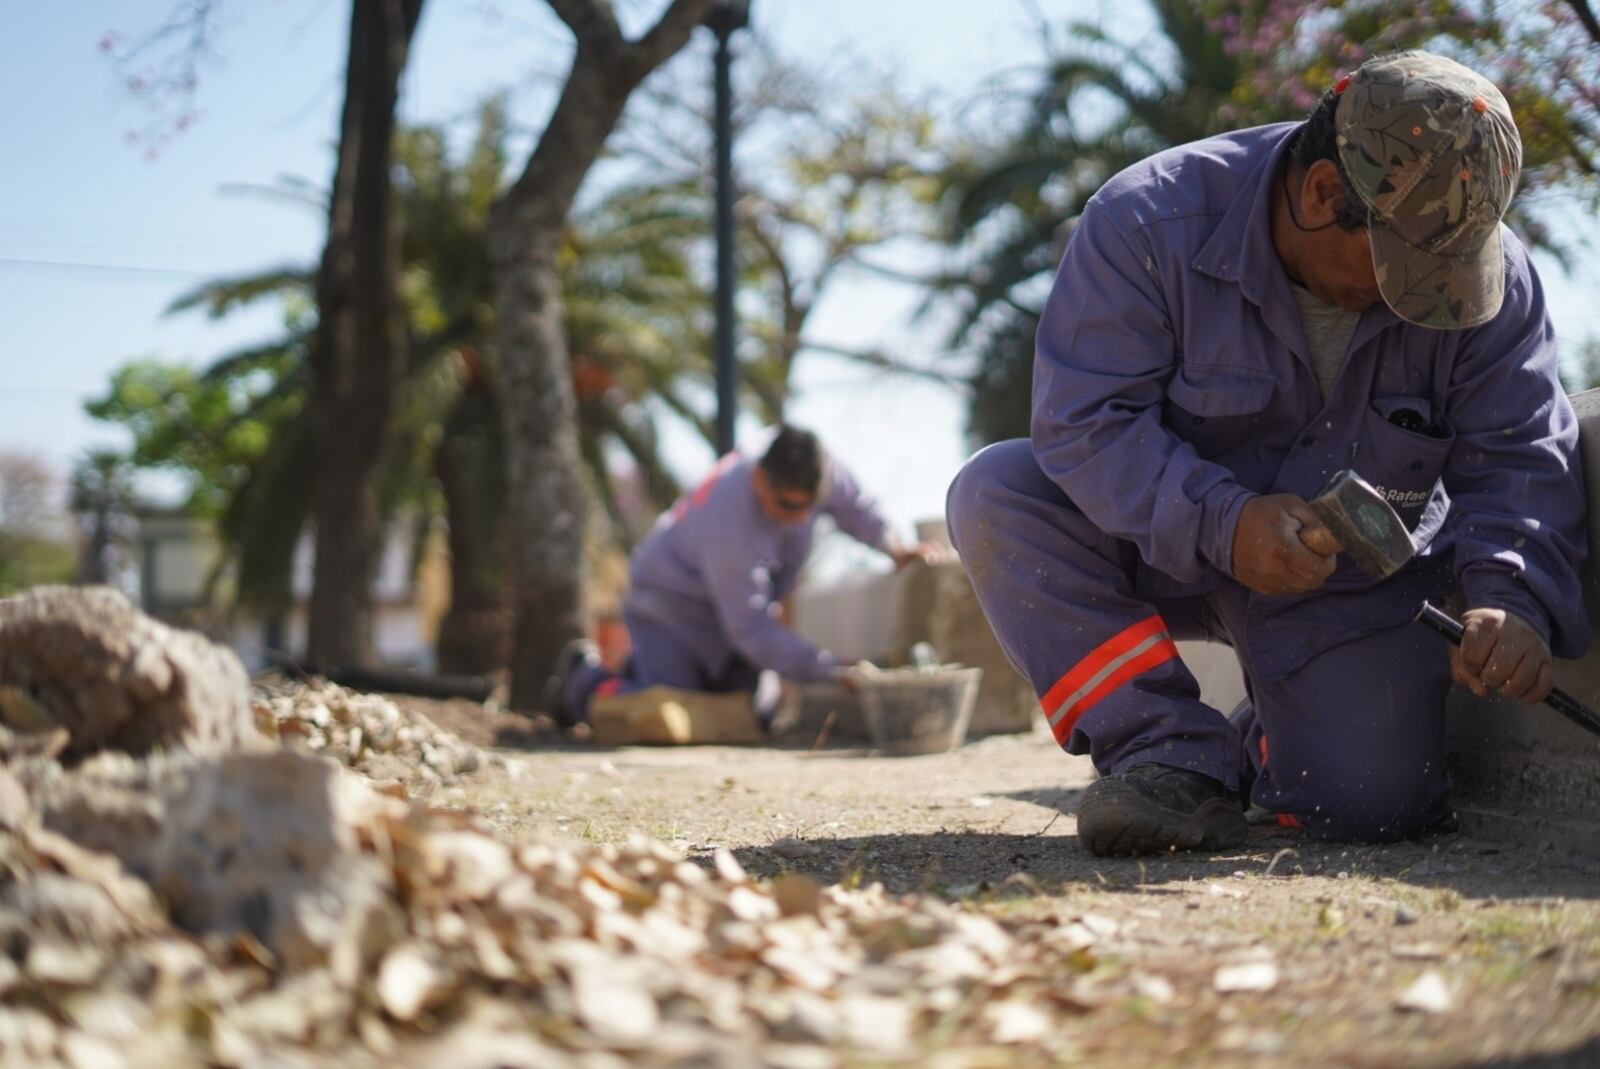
[1353,394,1455,546]
[1163,370,1277,459]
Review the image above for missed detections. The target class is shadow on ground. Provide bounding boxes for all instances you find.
[1475,1038,1600,1068]
[726,821,1600,904]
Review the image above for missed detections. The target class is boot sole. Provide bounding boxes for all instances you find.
[1076,780,1248,857]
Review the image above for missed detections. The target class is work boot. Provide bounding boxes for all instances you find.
[1075,763,1247,857]
[542,638,601,727]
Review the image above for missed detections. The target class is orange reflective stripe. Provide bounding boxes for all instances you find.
[1041,614,1178,744]
[1256,735,1300,828]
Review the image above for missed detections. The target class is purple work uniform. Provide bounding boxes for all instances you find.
[568,450,892,716]
[946,123,1589,840]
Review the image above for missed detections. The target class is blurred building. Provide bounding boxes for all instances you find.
[132,506,448,673]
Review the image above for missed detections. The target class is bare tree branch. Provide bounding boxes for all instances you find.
[850,254,962,290]
[1565,0,1600,48]
[628,0,720,76]
[104,0,226,152]
[798,339,967,388]
[742,213,798,334]
[545,0,622,46]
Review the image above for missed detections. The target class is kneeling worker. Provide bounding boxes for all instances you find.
[946,52,1589,855]
[554,425,940,725]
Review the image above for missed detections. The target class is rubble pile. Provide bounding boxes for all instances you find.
[0,589,1138,1067]
[0,745,1128,1067]
[0,587,255,760]
[254,679,491,789]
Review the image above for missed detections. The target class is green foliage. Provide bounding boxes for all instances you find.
[1561,337,1600,395]
[0,452,76,595]
[940,0,1600,442]
[68,451,137,588]
[1202,0,1600,239]
[87,95,713,610]
[942,0,1261,443]
[0,534,74,596]
[85,351,305,519]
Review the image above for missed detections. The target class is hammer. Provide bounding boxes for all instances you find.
[1306,469,1600,737]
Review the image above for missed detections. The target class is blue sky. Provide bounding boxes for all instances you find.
[5,1,1600,552]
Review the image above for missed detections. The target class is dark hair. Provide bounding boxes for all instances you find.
[1291,87,1370,233]
[758,424,824,495]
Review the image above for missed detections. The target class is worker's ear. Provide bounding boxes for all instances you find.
[1300,159,1346,228]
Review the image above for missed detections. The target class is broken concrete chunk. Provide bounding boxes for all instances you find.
[0,587,256,760]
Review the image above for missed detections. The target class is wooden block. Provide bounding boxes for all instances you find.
[589,687,762,746]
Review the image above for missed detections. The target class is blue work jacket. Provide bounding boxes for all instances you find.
[1032,123,1590,680]
[626,451,891,682]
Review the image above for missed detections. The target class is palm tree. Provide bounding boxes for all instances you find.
[941,0,1296,443]
[69,451,137,588]
[88,99,711,672]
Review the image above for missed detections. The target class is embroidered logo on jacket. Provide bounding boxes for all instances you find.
[1371,484,1432,510]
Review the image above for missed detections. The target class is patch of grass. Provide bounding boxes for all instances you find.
[650,819,684,841]
[840,865,870,890]
[1471,912,1534,943]
[974,895,1051,922]
[1122,994,1163,1022]
[1475,955,1534,987]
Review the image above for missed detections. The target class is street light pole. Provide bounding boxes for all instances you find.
[707,0,749,456]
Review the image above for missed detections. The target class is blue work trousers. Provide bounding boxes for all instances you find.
[566,606,762,719]
[947,439,1454,841]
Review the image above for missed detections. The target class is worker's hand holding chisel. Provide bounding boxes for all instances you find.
[1451,608,1553,705]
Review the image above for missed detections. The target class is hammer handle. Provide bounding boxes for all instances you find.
[1416,601,1600,738]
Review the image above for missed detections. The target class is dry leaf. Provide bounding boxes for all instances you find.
[1396,971,1453,1014]
[1392,943,1445,960]
[771,873,824,917]
[1214,961,1279,993]
[985,999,1052,1043]
[571,965,659,1046]
[841,996,912,1054]
[713,848,748,884]
[377,944,446,1021]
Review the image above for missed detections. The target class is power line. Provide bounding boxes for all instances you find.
[0,256,206,280]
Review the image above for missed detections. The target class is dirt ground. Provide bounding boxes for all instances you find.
[403,696,1600,1068]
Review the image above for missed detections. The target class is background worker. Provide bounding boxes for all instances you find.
[554,424,943,725]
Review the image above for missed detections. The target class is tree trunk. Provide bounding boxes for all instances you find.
[434,372,510,675]
[490,215,594,710]
[305,0,425,669]
[491,0,715,710]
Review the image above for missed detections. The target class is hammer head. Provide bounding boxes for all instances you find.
[1306,469,1416,579]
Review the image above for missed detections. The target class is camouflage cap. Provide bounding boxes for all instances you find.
[1335,50,1522,329]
